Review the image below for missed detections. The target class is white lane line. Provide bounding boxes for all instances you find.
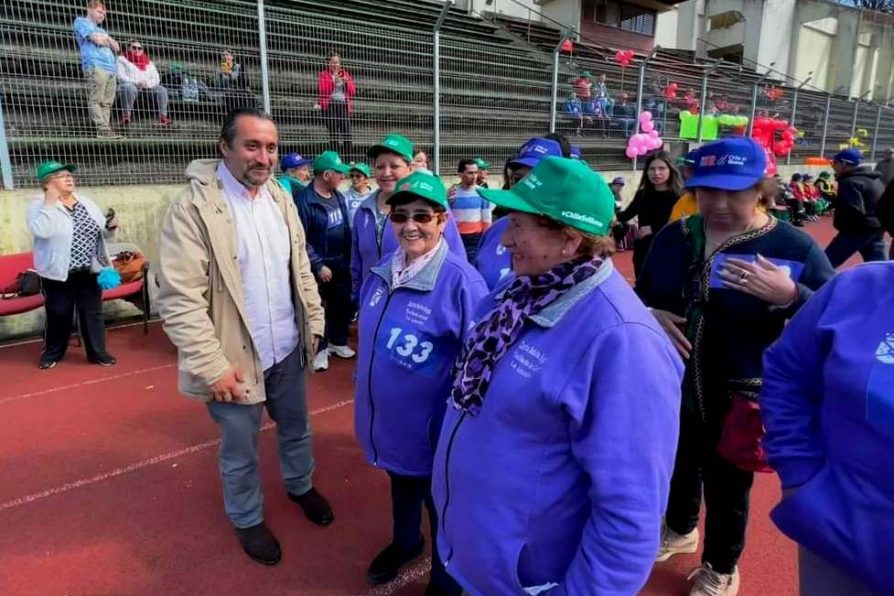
[364,557,432,596]
[0,319,162,348]
[0,399,354,513]
[0,363,177,406]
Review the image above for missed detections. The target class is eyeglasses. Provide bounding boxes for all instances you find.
[389,212,436,224]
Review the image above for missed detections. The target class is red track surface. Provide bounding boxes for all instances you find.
[0,218,857,595]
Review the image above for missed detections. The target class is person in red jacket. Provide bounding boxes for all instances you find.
[315,52,356,160]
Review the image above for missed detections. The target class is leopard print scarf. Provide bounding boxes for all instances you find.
[449,257,603,415]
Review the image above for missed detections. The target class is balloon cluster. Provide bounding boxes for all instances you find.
[625,111,663,159]
[766,87,783,101]
[752,117,798,158]
[717,114,749,127]
[614,49,635,68]
[664,82,679,100]
[560,38,573,54]
[839,128,869,150]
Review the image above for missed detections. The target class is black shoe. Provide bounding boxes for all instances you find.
[287,487,334,526]
[235,522,281,566]
[38,359,57,370]
[88,353,117,367]
[366,540,425,585]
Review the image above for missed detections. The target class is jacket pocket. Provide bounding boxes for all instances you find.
[513,543,559,595]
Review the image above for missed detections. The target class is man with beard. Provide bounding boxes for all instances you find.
[157,107,333,566]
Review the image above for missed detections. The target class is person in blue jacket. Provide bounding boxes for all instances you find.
[356,171,487,596]
[433,156,684,596]
[762,262,894,596]
[637,138,835,596]
[351,133,465,305]
[474,136,565,290]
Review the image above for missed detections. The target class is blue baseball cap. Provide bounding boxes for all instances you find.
[611,176,625,186]
[570,145,582,160]
[509,137,563,169]
[281,153,312,170]
[832,148,862,166]
[686,137,767,191]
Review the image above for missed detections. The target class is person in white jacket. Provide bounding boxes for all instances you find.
[116,40,170,126]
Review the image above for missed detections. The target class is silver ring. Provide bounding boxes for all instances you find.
[739,271,749,285]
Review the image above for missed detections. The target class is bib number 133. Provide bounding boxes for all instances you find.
[386,327,433,364]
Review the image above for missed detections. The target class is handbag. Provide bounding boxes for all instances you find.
[717,392,774,473]
[1,270,40,299]
[113,251,146,283]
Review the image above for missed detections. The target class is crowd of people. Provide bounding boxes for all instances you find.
[23,92,894,595]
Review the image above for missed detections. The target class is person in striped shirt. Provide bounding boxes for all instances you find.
[451,159,492,262]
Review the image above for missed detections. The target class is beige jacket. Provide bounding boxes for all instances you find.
[157,159,325,404]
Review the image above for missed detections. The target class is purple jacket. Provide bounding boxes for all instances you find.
[474,217,512,290]
[432,261,683,595]
[355,241,487,476]
[762,262,894,595]
[351,191,467,303]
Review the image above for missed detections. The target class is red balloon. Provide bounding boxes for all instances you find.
[560,39,573,53]
[669,82,679,91]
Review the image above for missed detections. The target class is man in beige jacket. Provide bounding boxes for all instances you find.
[157,107,331,566]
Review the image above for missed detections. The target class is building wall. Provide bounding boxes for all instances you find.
[470,0,543,21]
[580,20,656,51]
[794,21,833,91]
[754,0,796,77]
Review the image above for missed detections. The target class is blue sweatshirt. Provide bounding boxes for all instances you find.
[350,191,467,303]
[474,216,512,290]
[355,242,487,476]
[762,262,894,595]
[432,261,683,596]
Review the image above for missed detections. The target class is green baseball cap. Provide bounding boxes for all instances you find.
[479,157,614,237]
[581,71,593,79]
[386,171,448,209]
[474,157,491,170]
[368,132,414,162]
[36,160,76,182]
[313,151,350,174]
[349,162,372,178]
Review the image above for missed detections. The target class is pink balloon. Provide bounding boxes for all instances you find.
[652,136,664,149]
[639,111,653,123]
[626,147,637,159]
[641,120,655,133]
[648,129,659,138]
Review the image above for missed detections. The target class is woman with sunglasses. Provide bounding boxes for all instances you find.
[345,162,374,224]
[355,171,487,596]
[351,133,465,307]
[115,39,170,127]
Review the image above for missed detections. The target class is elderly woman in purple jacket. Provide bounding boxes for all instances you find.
[433,157,683,595]
[355,171,487,596]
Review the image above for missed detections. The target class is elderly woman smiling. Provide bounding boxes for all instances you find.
[432,157,684,595]
[354,172,487,595]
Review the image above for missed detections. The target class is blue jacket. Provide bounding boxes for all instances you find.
[355,241,487,476]
[432,261,683,596]
[350,190,467,303]
[762,262,894,595]
[474,216,512,290]
[296,183,352,275]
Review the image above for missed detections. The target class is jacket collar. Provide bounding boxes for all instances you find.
[370,240,449,292]
[527,259,615,328]
[303,181,343,208]
[184,159,289,208]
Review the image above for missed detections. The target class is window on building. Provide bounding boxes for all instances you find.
[590,0,656,36]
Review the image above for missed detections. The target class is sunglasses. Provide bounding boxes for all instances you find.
[131,45,143,50]
[389,212,437,224]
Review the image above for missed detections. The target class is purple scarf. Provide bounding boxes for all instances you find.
[449,257,603,415]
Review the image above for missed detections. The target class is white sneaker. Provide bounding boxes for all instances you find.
[656,526,699,562]
[329,344,356,359]
[313,349,329,372]
[687,563,740,596]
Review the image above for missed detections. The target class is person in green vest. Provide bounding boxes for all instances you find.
[277,153,312,200]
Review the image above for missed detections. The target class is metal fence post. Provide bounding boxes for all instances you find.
[850,100,859,140]
[819,94,832,158]
[696,64,715,143]
[549,31,570,134]
[633,60,646,171]
[870,104,882,161]
[0,95,13,190]
[257,0,272,114]
[433,1,453,176]
[747,84,759,137]
[786,88,798,165]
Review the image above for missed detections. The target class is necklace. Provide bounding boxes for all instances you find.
[705,215,760,256]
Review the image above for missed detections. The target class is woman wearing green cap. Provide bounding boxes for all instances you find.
[355,171,486,595]
[351,133,465,306]
[636,137,834,596]
[27,160,118,369]
[431,156,684,595]
[345,162,374,223]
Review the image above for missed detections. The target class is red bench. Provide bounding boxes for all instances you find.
[0,251,151,334]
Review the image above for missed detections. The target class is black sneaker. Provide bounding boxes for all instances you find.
[287,487,334,526]
[38,359,57,370]
[88,353,117,367]
[235,522,281,566]
[366,540,425,585]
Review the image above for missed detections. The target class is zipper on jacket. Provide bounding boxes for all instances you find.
[439,410,467,565]
[366,289,395,465]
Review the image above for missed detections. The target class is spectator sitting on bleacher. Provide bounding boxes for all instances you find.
[162,63,213,104]
[712,95,731,114]
[73,0,122,139]
[682,88,700,113]
[644,76,666,118]
[594,73,611,115]
[573,71,593,101]
[315,52,356,161]
[214,50,242,90]
[563,93,584,137]
[116,40,171,127]
[611,93,637,137]
[815,170,836,204]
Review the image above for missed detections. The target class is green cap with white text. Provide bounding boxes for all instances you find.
[312,151,350,174]
[367,132,414,162]
[478,157,614,236]
[386,171,448,209]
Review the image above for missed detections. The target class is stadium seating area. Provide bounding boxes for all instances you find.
[1,0,892,187]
